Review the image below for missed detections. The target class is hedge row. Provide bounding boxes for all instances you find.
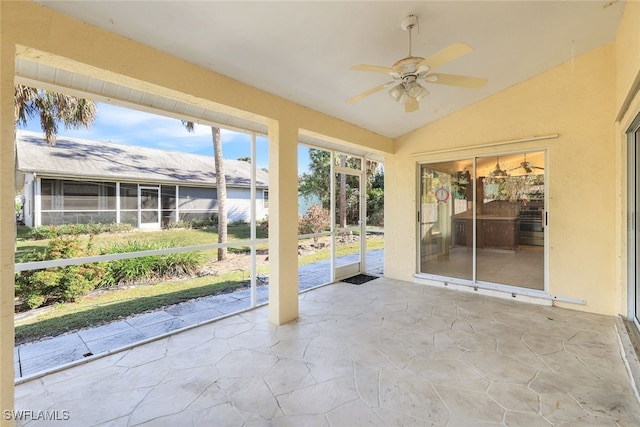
[28,223,134,240]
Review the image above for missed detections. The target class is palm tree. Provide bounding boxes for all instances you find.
[14,84,97,145]
[182,122,227,261]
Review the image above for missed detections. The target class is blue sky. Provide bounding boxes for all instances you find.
[19,102,311,172]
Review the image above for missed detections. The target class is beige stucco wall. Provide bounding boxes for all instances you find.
[387,42,618,315]
[0,1,392,423]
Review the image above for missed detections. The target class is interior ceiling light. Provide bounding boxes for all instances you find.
[346,14,488,113]
[489,157,509,178]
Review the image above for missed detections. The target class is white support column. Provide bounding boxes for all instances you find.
[268,120,299,325]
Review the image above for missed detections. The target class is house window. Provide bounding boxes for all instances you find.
[39,179,117,225]
[263,190,269,208]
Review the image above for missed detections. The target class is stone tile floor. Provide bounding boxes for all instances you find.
[14,277,640,426]
[15,250,384,378]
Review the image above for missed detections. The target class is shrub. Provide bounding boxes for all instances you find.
[15,236,105,309]
[99,241,204,287]
[299,205,330,236]
[163,218,216,230]
[259,217,269,237]
[367,187,385,227]
[15,237,205,310]
[29,222,133,240]
[259,206,330,240]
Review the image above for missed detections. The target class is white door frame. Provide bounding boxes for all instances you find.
[332,153,366,281]
[138,185,161,229]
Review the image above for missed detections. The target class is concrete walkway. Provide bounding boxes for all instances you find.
[15,249,384,379]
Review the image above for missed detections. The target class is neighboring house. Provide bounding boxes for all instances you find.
[298,193,322,217]
[15,131,269,229]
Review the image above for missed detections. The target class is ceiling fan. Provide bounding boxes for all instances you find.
[509,154,544,174]
[347,15,487,113]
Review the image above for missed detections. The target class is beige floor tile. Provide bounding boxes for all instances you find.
[264,358,316,396]
[277,376,358,416]
[325,400,386,426]
[379,369,449,423]
[270,414,330,427]
[539,392,590,423]
[486,382,540,413]
[435,386,504,423]
[218,377,283,421]
[503,411,553,426]
[458,349,539,384]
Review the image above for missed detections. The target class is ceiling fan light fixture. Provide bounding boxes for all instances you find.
[488,157,509,179]
[406,81,428,101]
[389,84,406,102]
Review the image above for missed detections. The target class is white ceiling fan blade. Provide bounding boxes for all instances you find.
[425,73,488,89]
[416,42,473,71]
[346,82,394,104]
[404,98,419,113]
[351,64,399,76]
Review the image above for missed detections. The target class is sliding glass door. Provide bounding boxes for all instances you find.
[419,151,546,291]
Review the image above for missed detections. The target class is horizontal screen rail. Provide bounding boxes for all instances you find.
[15,238,268,272]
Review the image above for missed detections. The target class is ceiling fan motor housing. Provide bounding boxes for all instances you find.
[400,15,418,32]
[393,56,427,75]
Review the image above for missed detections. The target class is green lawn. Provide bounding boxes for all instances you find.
[14,227,383,344]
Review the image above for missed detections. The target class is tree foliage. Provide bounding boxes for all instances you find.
[14,84,97,145]
[298,149,331,208]
[299,204,330,236]
[298,149,384,226]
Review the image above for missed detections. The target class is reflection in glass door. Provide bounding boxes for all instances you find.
[419,151,546,291]
[139,186,160,229]
[475,153,545,289]
[420,160,473,281]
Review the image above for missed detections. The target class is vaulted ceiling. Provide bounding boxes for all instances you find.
[35,1,624,139]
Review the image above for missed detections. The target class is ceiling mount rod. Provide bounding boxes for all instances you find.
[410,134,559,157]
[401,15,418,57]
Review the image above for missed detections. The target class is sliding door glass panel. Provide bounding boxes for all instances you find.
[475,152,545,290]
[419,160,473,280]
